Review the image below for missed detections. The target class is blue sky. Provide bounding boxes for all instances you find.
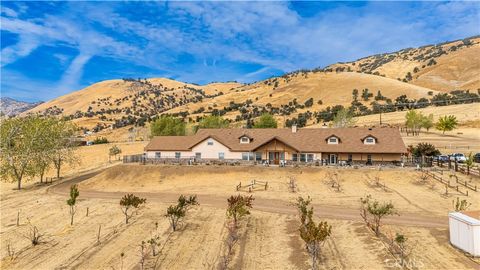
[1,1,479,102]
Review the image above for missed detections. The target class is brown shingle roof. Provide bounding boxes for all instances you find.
[145,127,407,153]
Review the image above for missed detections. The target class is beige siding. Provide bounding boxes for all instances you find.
[191,138,242,159]
[325,153,402,162]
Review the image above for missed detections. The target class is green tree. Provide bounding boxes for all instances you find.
[67,184,79,225]
[421,113,434,132]
[150,116,186,136]
[410,143,440,157]
[465,152,475,175]
[436,115,458,134]
[50,120,78,179]
[352,89,359,101]
[109,145,122,162]
[253,114,278,128]
[332,108,356,128]
[1,116,49,189]
[405,110,423,135]
[165,195,199,231]
[360,195,396,236]
[120,194,147,224]
[226,195,254,225]
[296,196,331,270]
[197,115,229,130]
[30,117,57,183]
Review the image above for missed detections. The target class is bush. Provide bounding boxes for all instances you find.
[93,137,109,144]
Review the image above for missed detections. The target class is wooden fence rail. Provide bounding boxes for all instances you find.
[422,169,469,196]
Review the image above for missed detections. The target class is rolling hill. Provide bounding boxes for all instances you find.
[0,97,42,116]
[327,36,480,92]
[24,36,480,138]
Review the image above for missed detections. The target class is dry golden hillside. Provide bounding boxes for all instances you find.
[167,71,439,119]
[25,78,241,130]
[22,36,479,137]
[327,36,480,92]
[28,78,241,116]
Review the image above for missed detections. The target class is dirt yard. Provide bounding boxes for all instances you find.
[1,164,479,269]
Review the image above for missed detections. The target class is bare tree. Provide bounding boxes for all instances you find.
[5,240,16,261]
[139,241,147,270]
[147,236,160,256]
[387,232,414,268]
[23,222,44,246]
[219,221,239,270]
[120,194,146,224]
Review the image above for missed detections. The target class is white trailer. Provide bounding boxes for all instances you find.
[448,211,480,257]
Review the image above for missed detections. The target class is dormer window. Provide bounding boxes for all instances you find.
[240,136,250,144]
[364,137,376,144]
[327,136,339,144]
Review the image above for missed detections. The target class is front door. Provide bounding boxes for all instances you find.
[329,154,337,164]
[269,152,281,165]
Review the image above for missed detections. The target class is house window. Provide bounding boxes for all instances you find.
[292,153,298,161]
[242,153,249,160]
[207,139,214,146]
[240,137,250,144]
[255,152,262,161]
[175,152,181,159]
[300,153,306,162]
[218,152,225,160]
[307,154,314,162]
[364,137,375,144]
[367,154,372,164]
[328,137,338,144]
[155,152,161,159]
[348,154,353,162]
[195,152,201,159]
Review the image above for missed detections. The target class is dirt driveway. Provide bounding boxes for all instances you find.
[48,168,448,229]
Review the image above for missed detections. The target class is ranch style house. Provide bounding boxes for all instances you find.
[144,126,407,165]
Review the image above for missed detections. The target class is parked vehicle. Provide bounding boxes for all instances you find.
[474,153,480,163]
[450,153,467,163]
[434,155,449,162]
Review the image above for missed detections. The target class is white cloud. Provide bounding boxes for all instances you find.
[1,7,18,17]
[1,1,478,100]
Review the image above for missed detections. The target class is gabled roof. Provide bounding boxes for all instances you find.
[361,134,378,141]
[325,134,341,142]
[251,136,300,152]
[145,127,407,153]
[188,135,231,149]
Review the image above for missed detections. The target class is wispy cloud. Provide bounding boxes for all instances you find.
[1,1,478,101]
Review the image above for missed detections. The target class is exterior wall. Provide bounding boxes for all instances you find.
[145,138,242,160]
[145,151,192,159]
[254,139,298,160]
[449,214,480,256]
[322,153,402,162]
[191,138,242,159]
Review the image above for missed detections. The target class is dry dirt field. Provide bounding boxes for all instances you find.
[2,164,480,269]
